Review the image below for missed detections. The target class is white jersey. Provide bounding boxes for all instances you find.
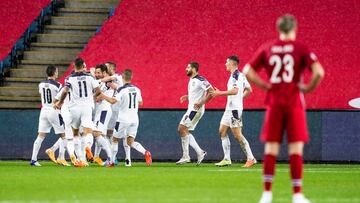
[55,85,72,109]
[113,73,123,87]
[187,75,212,111]
[95,80,115,111]
[115,83,142,123]
[39,79,62,110]
[65,72,99,108]
[225,69,250,111]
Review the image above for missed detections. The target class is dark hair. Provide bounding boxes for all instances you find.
[189,62,199,72]
[46,65,57,77]
[122,69,132,81]
[227,55,239,65]
[277,14,297,34]
[106,61,116,68]
[95,64,108,73]
[74,57,84,69]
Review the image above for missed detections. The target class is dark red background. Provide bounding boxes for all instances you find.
[11,0,359,109]
[0,0,50,61]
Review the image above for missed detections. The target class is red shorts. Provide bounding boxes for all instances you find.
[260,105,309,143]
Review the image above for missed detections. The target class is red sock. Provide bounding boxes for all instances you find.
[263,154,276,191]
[290,154,303,194]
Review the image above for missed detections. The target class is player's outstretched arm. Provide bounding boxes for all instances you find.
[210,87,239,97]
[298,62,325,93]
[194,87,215,110]
[97,93,117,104]
[243,64,271,91]
[54,86,69,109]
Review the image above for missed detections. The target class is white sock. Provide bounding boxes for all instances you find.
[181,135,190,158]
[239,137,254,160]
[131,141,146,155]
[66,139,75,158]
[221,135,231,160]
[85,133,93,149]
[106,135,112,146]
[74,136,82,160]
[80,136,86,161]
[50,138,61,151]
[111,142,118,163]
[123,138,131,161]
[189,134,203,155]
[96,136,112,161]
[58,138,65,160]
[94,141,101,157]
[31,136,44,161]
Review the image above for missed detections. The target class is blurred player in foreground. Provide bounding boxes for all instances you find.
[243,15,324,203]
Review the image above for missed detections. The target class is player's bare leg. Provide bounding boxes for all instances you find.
[109,137,120,167]
[127,136,152,166]
[30,132,47,166]
[176,124,191,164]
[231,127,256,167]
[82,127,94,163]
[215,125,232,167]
[259,142,280,203]
[288,142,310,203]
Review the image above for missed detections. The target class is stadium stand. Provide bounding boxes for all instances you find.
[71,0,360,109]
[0,0,120,108]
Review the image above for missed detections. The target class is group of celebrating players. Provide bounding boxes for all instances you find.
[29,14,324,203]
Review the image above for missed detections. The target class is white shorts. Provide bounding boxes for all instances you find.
[179,109,204,131]
[94,108,112,135]
[220,110,243,128]
[113,121,138,139]
[69,105,94,130]
[61,106,74,139]
[107,108,118,131]
[38,108,65,134]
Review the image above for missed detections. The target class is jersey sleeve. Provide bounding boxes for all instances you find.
[114,90,123,102]
[137,88,143,103]
[55,87,64,100]
[38,83,42,94]
[248,45,266,71]
[199,79,212,91]
[91,77,100,89]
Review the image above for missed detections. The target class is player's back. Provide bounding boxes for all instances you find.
[65,72,99,108]
[249,39,317,106]
[39,79,61,110]
[116,83,142,123]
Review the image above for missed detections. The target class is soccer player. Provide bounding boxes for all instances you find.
[104,62,131,166]
[55,58,115,166]
[99,69,152,167]
[242,15,324,203]
[176,62,214,165]
[30,65,66,166]
[92,64,115,166]
[210,56,256,167]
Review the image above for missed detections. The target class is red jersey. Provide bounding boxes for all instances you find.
[248,39,318,107]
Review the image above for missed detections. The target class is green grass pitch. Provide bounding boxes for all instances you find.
[0,161,359,203]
